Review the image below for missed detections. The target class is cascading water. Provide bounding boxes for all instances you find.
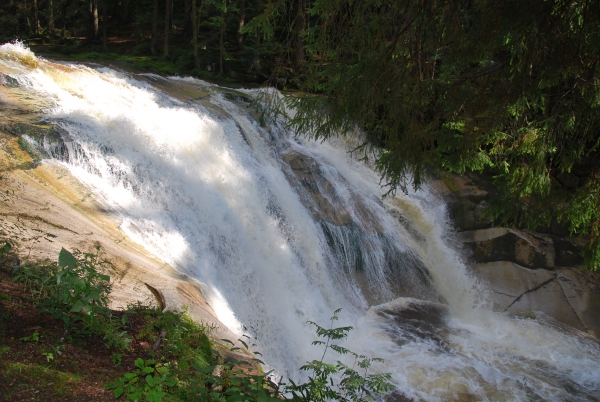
[1,42,599,401]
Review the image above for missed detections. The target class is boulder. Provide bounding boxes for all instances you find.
[472,261,555,311]
[556,269,600,337]
[556,172,580,189]
[461,228,555,269]
[472,261,600,335]
[553,236,586,267]
[506,277,584,331]
[446,198,492,231]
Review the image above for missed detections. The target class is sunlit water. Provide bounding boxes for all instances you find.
[1,42,599,401]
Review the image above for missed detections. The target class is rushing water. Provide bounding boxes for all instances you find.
[1,42,599,401]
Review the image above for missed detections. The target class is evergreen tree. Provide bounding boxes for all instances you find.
[273,0,600,269]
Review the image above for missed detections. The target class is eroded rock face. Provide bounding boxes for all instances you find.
[556,269,600,335]
[472,262,588,332]
[436,173,600,337]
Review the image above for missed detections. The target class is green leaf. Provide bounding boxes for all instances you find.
[70,300,85,313]
[124,373,137,380]
[142,366,154,374]
[114,386,124,398]
[58,248,78,268]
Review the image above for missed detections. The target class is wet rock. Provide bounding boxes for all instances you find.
[507,278,584,331]
[282,152,352,226]
[461,228,555,269]
[282,151,383,233]
[437,170,598,336]
[556,269,600,336]
[472,262,599,333]
[446,198,492,232]
[472,261,555,311]
[553,236,586,267]
[375,298,449,349]
[385,391,415,402]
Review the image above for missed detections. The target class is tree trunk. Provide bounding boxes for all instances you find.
[62,0,66,38]
[164,0,171,57]
[294,0,305,70]
[252,26,261,72]
[122,0,129,22]
[151,0,158,54]
[87,0,93,40]
[182,0,191,35]
[48,0,54,33]
[92,0,99,38]
[112,0,121,23]
[192,0,198,68]
[33,0,39,34]
[237,0,245,49]
[219,8,224,75]
[102,0,107,51]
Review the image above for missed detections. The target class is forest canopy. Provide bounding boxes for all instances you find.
[1,0,599,269]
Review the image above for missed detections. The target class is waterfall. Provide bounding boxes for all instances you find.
[1,42,599,401]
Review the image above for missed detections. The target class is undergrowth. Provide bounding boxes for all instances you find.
[2,241,394,401]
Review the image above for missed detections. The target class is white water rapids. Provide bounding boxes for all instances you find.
[1,42,599,401]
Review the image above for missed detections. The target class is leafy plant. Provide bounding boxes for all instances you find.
[42,351,55,362]
[184,310,394,402]
[42,344,62,362]
[20,331,40,342]
[112,353,124,366]
[286,309,394,402]
[105,358,175,401]
[12,247,132,349]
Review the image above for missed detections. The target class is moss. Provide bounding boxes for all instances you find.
[441,174,460,194]
[0,345,10,357]
[15,137,40,168]
[0,361,82,399]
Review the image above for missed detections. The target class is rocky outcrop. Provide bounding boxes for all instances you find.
[435,173,600,337]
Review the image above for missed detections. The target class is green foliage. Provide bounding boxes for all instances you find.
[20,331,40,342]
[103,309,394,402]
[129,305,214,371]
[12,247,132,349]
[0,361,82,399]
[286,309,394,402]
[105,358,175,401]
[188,352,283,401]
[112,353,124,366]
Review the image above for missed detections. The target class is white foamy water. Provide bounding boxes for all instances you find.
[2,42,599,401]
